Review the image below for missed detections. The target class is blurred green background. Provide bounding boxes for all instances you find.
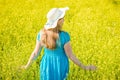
[0,0,120,80]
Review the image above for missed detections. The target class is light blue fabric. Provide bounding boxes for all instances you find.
[37,31,70,80]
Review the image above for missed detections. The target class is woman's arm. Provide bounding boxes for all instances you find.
[64,42,96,70]
[22,40,43,69]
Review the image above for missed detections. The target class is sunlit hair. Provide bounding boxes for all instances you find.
[41,20,62,49]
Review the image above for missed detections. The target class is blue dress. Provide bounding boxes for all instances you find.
[37,31,70,80]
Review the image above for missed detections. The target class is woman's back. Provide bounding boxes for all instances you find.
[37,31,70,55]
[38,31,70,80]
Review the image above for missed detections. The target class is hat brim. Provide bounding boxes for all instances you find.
[44,12,65,30]
[44,7,69,30]
[44,19,58,30]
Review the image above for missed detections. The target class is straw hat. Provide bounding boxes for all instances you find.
[44,7,69,30]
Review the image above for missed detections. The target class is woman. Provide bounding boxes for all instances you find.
[22,7,96,80]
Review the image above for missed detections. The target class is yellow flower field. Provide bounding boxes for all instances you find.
[0,0,120,80]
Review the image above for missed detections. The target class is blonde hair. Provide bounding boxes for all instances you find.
[41,23,62,49]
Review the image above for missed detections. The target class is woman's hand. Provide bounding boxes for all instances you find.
[20,65,28,70]
[84,65,97,70]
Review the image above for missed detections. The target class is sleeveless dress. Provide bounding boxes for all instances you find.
[37,31,70,80]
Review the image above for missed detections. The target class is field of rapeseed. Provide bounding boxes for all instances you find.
[0,0,120,80]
